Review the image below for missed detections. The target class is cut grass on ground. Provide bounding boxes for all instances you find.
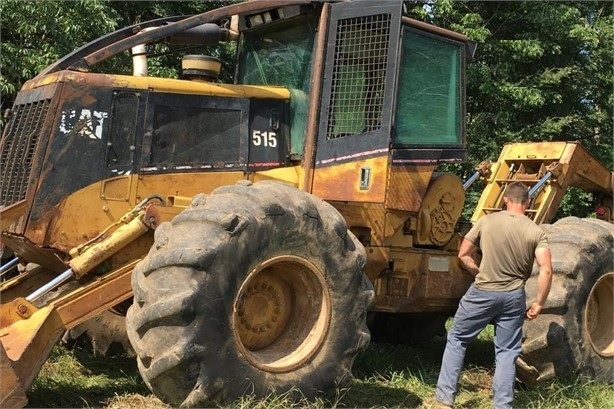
[27,326,614,408]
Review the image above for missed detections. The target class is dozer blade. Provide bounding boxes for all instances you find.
[0,342,28,409]
[0,303,64,409]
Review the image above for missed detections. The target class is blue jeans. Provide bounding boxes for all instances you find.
[436,285,526,409]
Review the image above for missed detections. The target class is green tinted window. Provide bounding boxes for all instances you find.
[238,19,315,155]
[395,30,461,146]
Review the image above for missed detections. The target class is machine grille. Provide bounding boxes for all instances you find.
[326,13,391,140]
[0,99,50,206]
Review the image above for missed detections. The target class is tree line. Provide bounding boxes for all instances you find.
[407,0,612,217]
[1,0,611,216]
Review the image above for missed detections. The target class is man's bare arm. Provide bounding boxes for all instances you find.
[526,247,552,320]
[458,238,480,276]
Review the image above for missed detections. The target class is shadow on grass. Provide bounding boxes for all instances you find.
[27,380,148,407]
[337,381,422,408]
[26,343,149,408]
[342,333,496,407]
[69,342,140,378]
[354,333,496,384]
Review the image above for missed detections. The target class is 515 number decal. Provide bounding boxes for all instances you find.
[252,130,277,148]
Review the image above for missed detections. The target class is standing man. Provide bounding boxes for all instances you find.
[435,181,553,409]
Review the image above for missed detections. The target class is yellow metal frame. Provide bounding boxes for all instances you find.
[23,70,291,100]
[472,142,613,224]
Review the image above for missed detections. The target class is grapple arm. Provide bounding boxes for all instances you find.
[471,141,613,224]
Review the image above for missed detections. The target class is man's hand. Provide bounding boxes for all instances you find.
[526,302,543,320]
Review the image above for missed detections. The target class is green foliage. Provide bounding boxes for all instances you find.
[461,2,611,149]
[104,1,237,82]
[0,0,237,120]
[556,187,595,220]
[409,1,613,217]
[0,0,118,113]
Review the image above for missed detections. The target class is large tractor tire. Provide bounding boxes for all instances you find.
[126,180,374,407]
[518,217,614,385]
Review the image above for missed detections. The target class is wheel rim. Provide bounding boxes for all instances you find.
[584,272,614,357]
[233,255,331,373]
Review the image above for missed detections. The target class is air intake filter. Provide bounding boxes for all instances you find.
[182,55,221,81]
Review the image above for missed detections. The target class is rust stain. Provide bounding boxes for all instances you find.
[385,165,435,212]
[312,156,388,202]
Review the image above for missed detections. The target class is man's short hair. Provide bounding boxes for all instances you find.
[504,181,530,203]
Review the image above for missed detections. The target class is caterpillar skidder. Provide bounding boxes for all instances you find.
[1,0,612,407]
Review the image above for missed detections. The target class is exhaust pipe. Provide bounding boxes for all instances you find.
[132,43,148,77]
[132,27,158,77]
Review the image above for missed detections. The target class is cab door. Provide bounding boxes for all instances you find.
[311,1,402,203]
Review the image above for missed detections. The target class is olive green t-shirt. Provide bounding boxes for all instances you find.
[464,210,548,291]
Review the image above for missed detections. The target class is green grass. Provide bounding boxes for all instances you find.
[27,327,614,408]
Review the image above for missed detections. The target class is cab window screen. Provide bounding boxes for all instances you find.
[395,30,461,146]
[150,106,241,167]
[326,13,390,140]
